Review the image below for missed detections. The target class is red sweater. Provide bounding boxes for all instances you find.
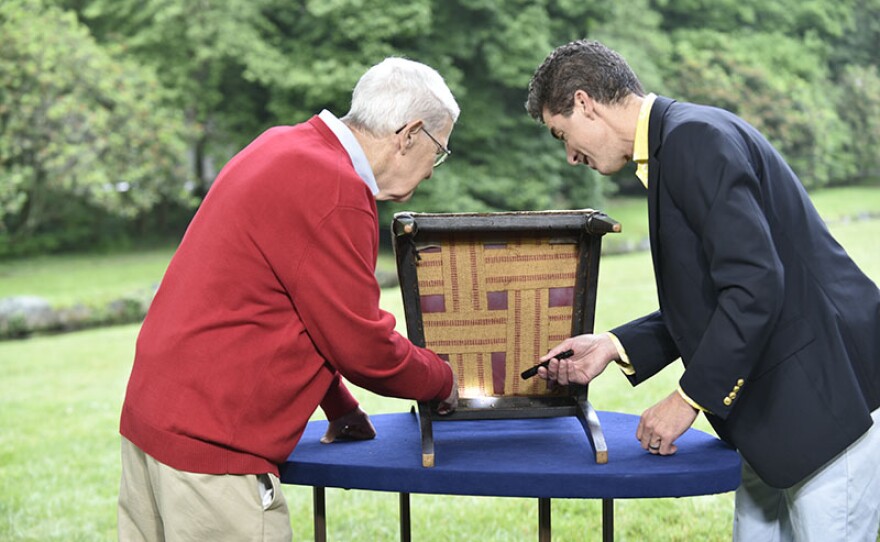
[120,117,453,476]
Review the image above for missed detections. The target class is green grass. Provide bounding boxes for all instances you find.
[601,196,650,249]
[3,185,879,307]
[0,325,135,542]
[808,184,880,220]
[0,246,177,307]
[0,260,731,542]
[1,186,879,541]
[600,183,880,254]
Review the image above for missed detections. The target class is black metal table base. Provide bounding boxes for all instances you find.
[311,488,615,541]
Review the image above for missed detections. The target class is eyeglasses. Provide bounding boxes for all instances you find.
[395,123,451,167]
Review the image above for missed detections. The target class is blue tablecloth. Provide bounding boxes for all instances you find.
[281,411,740,500]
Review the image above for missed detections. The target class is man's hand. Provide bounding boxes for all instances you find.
[537,333,619,385]
[434,366,458,416]
[636,390,699,455]
[320,406,377,444]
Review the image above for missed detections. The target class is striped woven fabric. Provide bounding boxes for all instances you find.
[415,235,578,398]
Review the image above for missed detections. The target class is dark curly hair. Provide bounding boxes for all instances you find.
[526,40,644,123]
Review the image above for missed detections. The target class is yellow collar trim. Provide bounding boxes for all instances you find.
[633,93,656,188]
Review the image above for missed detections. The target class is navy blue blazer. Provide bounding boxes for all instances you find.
[611,96,880,488]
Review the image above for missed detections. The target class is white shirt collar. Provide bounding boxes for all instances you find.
[318,110,379,195]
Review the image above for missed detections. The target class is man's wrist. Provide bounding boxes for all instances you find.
[603,332,635,375]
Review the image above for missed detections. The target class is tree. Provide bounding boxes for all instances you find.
[828,0,880,73]
[650,0,855,40]
[662,30,855,189]
[63,0,280,198]
[380,0,615,225]
[837,64,880,183]
[22,0,876,260]
[0,0,194,256]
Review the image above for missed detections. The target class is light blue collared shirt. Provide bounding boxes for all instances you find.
[318,110,379,196]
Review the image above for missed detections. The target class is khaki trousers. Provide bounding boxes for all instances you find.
[733,407,880,542]
[118,437,292,542]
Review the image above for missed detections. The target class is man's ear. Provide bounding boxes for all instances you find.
[396,120,424,154]
[573,89,596,118]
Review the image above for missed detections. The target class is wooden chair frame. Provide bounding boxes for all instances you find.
[392,210,620,468]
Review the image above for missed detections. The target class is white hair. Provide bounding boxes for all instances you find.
[343,57,460,136]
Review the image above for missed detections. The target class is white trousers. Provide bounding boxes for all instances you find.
[733,408,880,542]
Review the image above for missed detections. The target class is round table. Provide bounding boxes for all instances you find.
[281,411,740,541]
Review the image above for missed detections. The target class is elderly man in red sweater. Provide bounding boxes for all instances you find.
[117,58,460,541]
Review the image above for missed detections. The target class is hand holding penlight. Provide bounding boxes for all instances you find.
[520,349,575,380]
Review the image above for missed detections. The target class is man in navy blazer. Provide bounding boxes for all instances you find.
[527,40,880,540]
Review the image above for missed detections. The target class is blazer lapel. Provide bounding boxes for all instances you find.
[647,96,675,307]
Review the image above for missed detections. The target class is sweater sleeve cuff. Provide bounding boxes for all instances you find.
[605,332,635,376]
[437,361,454,402]
[320,372,359,421]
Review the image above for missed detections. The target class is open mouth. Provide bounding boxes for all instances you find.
[583,155,595,169]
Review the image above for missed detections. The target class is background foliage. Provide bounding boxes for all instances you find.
[0,0,194,256]
[1,0,879,256]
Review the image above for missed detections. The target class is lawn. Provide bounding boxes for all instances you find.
[1,187,879,541]
[0,246,176,307]
[2,185,878,308]
[0,256,728,542]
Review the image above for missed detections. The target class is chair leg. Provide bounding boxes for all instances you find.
[416,401,435,467]
[576,398,608,464]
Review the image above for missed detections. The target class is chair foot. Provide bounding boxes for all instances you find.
[577,398,608,464]
[416,401,435,467]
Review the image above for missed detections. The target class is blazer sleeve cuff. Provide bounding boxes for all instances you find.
[605,332,636,376]
[677,384,710,413]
